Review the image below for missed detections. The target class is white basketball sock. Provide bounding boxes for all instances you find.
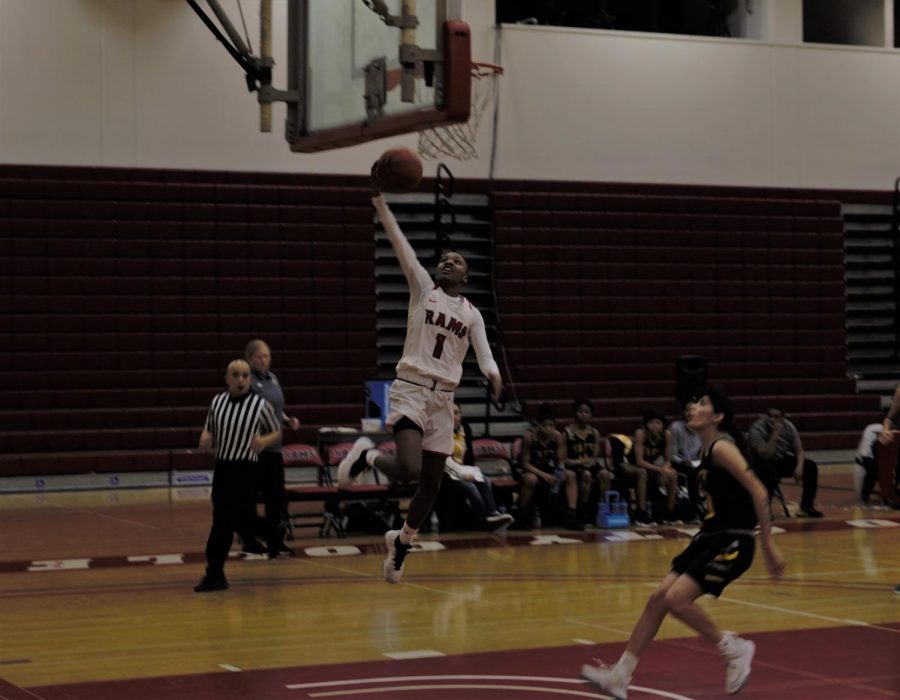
[616,650,638,677]
[399,522,417,545]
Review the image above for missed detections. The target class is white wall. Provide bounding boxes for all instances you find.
[495,25,900,189]
[2,0,900,190]
[767,0,804,45]
[0,0,430,176]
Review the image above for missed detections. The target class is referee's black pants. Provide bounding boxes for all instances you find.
[237,451,287,552]
[257,450,287,551]
[205,459,257,577]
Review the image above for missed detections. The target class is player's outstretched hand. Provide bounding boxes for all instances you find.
[489,374,503,403]
[764,543,786,581]
[878,429,898,445]
[370,160,384,197]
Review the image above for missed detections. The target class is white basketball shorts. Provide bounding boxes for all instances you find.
[385,379,455,456]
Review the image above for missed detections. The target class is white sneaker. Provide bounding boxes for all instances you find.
[337,437,375,489]
[720,633,755,695]
[486,512,515,531]
[382,529,413,584]
[581,663,630,700]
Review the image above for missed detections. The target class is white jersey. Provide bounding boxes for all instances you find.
[855,423,882,461]
[398,284,484,387]
[374,196,498,389]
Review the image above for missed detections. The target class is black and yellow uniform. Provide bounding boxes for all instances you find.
[639,430,666,465]
[564,424,602,471]
[671,436,756,597]
[527,430,561,475]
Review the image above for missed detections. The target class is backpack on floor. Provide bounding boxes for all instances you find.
[340,500,402,534]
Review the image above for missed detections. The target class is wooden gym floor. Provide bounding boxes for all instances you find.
[0,470,898,699]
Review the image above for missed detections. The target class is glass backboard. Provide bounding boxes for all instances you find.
[286,0,471,152]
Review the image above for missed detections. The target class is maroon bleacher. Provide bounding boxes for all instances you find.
[490,180,881,448]
[0,167,884,478]
[0,165,377,477]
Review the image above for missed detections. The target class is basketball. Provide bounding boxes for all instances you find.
[373,147,423,193]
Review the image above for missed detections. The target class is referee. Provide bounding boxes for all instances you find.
[194,359,281,593]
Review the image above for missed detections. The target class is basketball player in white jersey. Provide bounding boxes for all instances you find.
[338,170,502,584]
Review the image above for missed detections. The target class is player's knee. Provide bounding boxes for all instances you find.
[522,472,538,487]
[394,455,422,481]
[647,588,668,609]
[662,589,691,613]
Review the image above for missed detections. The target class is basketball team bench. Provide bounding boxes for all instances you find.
[282,435,517,538]
[282,434,413,538]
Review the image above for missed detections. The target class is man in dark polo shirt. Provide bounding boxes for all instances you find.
[243,339,302,558]
[748,408,823,518]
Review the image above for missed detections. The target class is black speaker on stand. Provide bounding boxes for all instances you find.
[676,355,708,406]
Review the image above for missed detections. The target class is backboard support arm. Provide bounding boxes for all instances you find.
[186,0,299,120]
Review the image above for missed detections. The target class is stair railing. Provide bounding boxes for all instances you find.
[486,185,522,424]
[431,165,522,435]
[894,177,900,357]
[433,163,456,262]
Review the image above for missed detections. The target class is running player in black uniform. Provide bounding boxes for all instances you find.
[582,388,786,699]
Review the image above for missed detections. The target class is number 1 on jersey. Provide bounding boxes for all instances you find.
[432,333,447,359]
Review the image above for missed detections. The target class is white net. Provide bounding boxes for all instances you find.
[417,62,503,161]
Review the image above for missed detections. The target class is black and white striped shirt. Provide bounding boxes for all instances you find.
[204,391,279,462]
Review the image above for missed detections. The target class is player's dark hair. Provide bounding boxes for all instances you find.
[642,409,666,426]
[704,386,735,432]
[535,402,555,424]
[572,398,593,414]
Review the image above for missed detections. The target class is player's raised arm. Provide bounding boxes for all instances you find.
[372,195,432,296]
[371,153,432,297]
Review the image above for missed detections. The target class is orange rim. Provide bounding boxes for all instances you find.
[471,61,504,77]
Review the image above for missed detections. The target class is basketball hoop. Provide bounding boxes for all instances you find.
[417,62,503,161]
